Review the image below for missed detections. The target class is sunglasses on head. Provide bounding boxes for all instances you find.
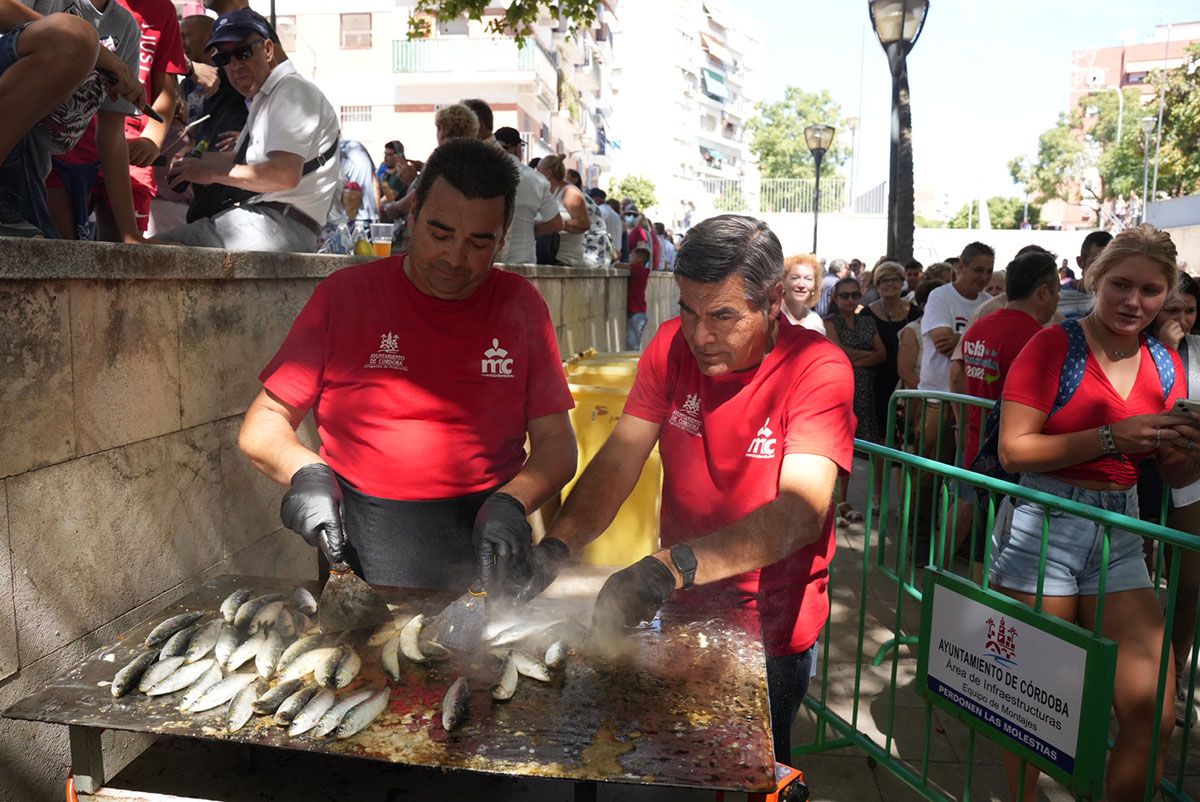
[211,39,265,67]
[837,291,862,300]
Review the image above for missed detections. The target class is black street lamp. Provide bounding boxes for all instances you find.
[869,0,929,262]
[805,123,836,254]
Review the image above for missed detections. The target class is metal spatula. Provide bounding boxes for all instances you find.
[316,531,392,634]
[423,582,489,653]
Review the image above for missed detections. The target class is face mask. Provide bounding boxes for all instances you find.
[625,215,637,223]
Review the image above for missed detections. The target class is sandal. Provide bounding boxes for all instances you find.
[838,503,864,523]
[836,515,849,528]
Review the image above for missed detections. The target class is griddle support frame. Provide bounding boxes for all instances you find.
[69,724,106,794]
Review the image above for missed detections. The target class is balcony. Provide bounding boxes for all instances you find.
[392,37,554,78]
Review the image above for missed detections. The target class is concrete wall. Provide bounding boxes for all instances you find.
[0,238,674,802]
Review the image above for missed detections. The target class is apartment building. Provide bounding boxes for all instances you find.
[608,0,762,227]
[239,0,618,183]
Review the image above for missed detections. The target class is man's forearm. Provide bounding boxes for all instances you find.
[0,0,40,27]
[496,429,577,515]
[657,491,828,588]
[142,73,178,148]
[97,111,141,242]
[238,399,323,486]
[222,157,302,193]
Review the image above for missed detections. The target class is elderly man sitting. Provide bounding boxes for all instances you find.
[155,8,339,252]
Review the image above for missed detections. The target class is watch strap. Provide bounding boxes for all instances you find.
[669,544,698,589]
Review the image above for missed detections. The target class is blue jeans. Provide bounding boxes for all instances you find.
[989,472,1152,596]
[626,312,648,351]
[766,643,817,764]
[0,23,58,237]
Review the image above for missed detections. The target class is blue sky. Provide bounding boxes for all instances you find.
[741,0,1198,209]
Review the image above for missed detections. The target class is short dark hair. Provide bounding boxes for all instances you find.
[1005,252,1058,302]
[960,241,995,264]
[674,214,784,312]
[833,276,860,296]
[1178,273,1200,311]
[631,246,651,261]
[412,138,519,232]
[914,279,945,306]
[385,140,404,155]
[1080,230,1113,258]
[460,98,493,133]
[1015,243,1050,257]
[589,187,607,202]
[527,157,540,169]
[904,259,923,272]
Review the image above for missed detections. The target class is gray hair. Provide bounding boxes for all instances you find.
[828,258,847,275]
[674,214,783,311]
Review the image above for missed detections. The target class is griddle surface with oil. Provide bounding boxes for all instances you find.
[3,574,774,792]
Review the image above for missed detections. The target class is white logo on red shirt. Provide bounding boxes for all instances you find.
[668,393,702,436]
[746,418,777,459]
[364,331,408,371]
[481,338,514,378]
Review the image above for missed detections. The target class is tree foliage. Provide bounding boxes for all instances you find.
[746,87,850,179]
[608,175,657,211]
[1013,43,1200,209]
[407,0,598,43]
[947,197,1041,230]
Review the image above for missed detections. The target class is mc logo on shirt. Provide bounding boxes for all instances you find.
[746,418,777,459]
[481,338,515,378]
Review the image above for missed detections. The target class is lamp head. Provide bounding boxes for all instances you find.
[868,0,930,49]
[805,123,836,156]
[1140,115,1157,134]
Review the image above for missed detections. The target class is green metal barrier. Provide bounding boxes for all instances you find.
[797,390,1200,801]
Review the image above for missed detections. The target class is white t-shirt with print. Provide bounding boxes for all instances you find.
[918,283,990,392]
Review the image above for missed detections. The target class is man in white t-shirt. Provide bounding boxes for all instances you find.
[156,8,339,252]
[919,241,995,395]
[493,126,561,265]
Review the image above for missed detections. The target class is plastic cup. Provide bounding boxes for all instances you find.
[370,222,394,257]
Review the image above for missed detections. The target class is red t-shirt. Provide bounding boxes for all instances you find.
[961,308,1043,467]
[119,0,188,197]
[627,262,648,314]
[1002,325,1184,486]
[260,257,574,500]
[623,319,856,657]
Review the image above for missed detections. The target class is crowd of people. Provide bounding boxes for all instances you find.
[0,1,682,283]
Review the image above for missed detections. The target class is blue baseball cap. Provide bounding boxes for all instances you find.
[206,8,274,50]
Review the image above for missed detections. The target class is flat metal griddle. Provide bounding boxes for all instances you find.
[4,574,774,793]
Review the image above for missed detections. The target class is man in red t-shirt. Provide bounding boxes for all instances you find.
[506,214,856,762]
[947,251,1061,558]
[620,245,650,350]
[239,139,577,592]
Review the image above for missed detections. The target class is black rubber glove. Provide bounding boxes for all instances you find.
[280,464,346,563]
[591,556,677,638]
[509,537,571,603]
[473,491,532,589]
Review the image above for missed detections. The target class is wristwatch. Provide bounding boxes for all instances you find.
[669,544,698,589]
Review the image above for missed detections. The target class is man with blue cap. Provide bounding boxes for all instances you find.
[155,7,339,252]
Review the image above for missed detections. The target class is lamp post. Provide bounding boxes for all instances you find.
[805,123,836,254]
[1140,115,1155,222]
[869,0,929,261]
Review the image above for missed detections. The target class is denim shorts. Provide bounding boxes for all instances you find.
[988,472,1152,596]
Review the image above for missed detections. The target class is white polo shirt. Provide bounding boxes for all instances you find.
[239,61,341,225]
[498,156,560,266]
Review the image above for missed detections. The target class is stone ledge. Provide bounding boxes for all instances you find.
[0,237,624,282]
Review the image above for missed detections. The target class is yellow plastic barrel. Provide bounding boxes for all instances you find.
[564,354,662,565]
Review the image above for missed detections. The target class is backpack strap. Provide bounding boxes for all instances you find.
[1050,319,1090,417]
[1143,331,1176,402]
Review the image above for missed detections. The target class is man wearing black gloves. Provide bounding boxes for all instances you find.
[239,137,577,591]
[506,215,856,762]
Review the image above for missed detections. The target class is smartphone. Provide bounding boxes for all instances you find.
[1172,399,1200,416]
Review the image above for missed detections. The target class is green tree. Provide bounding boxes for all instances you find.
[1153,42,1200,198]
[746,86,850,179]
[947,197,1041,230]
[608,175,657,211]
[407,0,597,43]
[713,185,748,212]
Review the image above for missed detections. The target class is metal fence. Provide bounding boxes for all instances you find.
[798,390,1200,801]
[697,178,887,215]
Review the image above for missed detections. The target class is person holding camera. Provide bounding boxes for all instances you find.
[155,8,338,252]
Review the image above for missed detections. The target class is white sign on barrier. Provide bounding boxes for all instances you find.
[925,583,1087,774]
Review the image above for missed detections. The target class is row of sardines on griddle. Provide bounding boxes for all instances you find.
[105,586,583,737]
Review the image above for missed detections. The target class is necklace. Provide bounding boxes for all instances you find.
[1085,316,1137,360]
[882,297,908,322]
